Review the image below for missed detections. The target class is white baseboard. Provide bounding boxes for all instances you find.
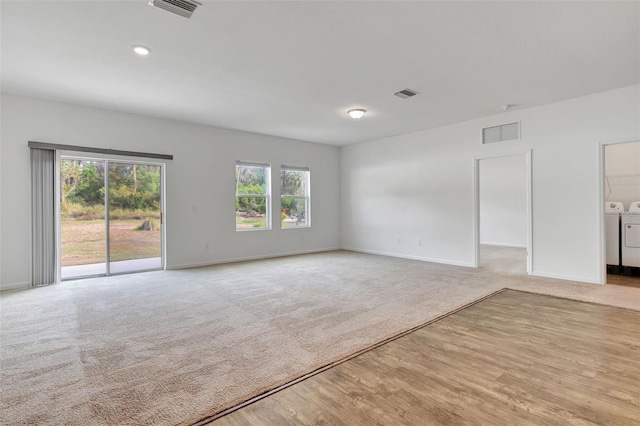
[168,247,342,270]
[480,242,527,248]
[0,281,31,292]
[530,271,603,285]
[342,247,475,268]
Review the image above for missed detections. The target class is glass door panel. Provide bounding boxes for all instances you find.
[108,162,162,274]
[60,159,107,279]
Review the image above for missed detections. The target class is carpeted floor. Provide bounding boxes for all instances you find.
[1,250,639,425]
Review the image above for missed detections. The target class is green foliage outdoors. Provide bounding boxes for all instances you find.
[280,170,308,225]
[61,160,161,220]
[60,160,163,267]
[60,202,160,221]
[281,198,299,215]
[233,167,308,218]
[235,190,266,213]
[281,169,305,196]
[236,165,266,214]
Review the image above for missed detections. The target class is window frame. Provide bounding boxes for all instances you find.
[235,161,271,231]
[280,165,310,229]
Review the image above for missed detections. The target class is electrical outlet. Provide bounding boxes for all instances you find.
[205,243,210,250]
[417,239,421,246]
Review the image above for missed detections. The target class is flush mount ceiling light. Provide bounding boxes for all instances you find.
[132,45,151,56]
[347,109,366,119]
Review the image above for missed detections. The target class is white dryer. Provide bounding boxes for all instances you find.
[622,202,640,268]
[605,202,624,266]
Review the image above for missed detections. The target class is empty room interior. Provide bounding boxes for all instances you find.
[1,1,640,425]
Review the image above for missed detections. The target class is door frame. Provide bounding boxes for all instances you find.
[473,150,533,274]
[56,152,166,281]
[598,139,640,285]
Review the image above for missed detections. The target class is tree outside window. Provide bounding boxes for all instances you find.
[280,166,310,228]
[236,162,271,230]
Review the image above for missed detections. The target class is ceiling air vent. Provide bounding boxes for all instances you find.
[394,89,418,99]
[149,0,201,18]
[482,122,520,144]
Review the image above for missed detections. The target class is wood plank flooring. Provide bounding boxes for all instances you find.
[211,290,640,426]
[608,273,640,288]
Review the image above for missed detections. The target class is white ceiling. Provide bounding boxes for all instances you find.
[2,1,638,146]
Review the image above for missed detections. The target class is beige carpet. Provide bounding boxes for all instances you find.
[1,250,639,425]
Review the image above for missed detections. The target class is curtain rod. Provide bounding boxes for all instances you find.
[28,141,173,160]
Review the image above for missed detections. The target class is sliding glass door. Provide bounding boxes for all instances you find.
[60,159,107,279]
[60,157,164,280]
[108,162,162,274]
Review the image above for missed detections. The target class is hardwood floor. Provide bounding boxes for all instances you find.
[212,290,640,426]
[607,273,640,288]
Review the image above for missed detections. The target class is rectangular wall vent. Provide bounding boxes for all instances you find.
[149,0,201,18]
[394,89,418,99]
[482,122,520,144]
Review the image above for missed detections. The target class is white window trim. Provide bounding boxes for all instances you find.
[280,166,310,229]
[235,162,271,231]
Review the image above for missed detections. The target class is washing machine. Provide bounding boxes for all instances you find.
[621,202,640,268]
[605,202,624,266]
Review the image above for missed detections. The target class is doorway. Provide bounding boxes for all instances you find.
[474,152,532,275]
[602,141,640,287]
[59,157,164,279]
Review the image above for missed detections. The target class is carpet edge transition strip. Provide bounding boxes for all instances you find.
[192,288,508,425]
[503,287,640,312]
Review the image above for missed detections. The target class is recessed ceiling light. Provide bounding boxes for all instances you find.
[132,45,151,56]
[348,109,366,119]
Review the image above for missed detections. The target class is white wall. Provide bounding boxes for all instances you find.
[605,141,640,210]
[480,155,527,247]
[0,94,341,289]
[0,94,3,287]
[342,85,640,283]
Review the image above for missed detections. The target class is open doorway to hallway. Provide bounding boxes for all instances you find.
[603,141,640,288]
[59,157,164,280]
[477,154,529,275]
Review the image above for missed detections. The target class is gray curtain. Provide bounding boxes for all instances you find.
[31,148,56,286]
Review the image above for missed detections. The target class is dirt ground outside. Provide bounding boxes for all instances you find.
[61,219,161,266]
[235,211,267,229]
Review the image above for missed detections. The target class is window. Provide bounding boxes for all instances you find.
[280,165,310,228]
[236,161,270,230]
